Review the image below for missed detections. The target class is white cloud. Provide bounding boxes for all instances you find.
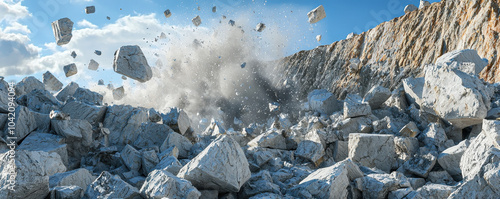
[77,19,98,29]
[0,0,29,23]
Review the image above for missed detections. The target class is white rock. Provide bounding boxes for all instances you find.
[355,172,411,199]
[121,144,142,172]
[388,187,413,199]
[256,23,266,32]
[403,153,437,178]
[435,49,487,76]
[18,132,68,166]
[56,82,79,102]
[402,77,424,107]
[239,170,281,198]
[164,9,172,18]
[363,85,391,109]
[52,18,74,46]
[63,63,77,77]
[419,0,431,9]
[348,133,396,173]
[418,123,449,152]
[344,94,372,119]
[15,76,44,96]
[408,183,455,199]
[399,121,419,137]
[316,35,322,42]
[49,168,96,193]
[0,150,66,199]
[61,101,106,124]
[404,4,418,14]
[155,156,183,175]
[85,6,95,14]
[103,105,148,146]
[295,130,325,165]
[160,131,192,159]
[113,45,153,82]
[88,59,99,71]
[307,89,342,115]
[307,5,326,24]
[140,169,200,198]
[141,150,159,175]
[49,186,83,199]
[247,129,287,150]
[83,171,141,199]
[394,136,419,162]
[427,170,454,185]
[134,122,172,149]
[346,32,357,39]
[288,159,363,198]
[113,86,125,100]
[3,106,37,142]
[43,71,63,91]
[177,135,251,192]
[73,87,103,105]
[192,16,202,26]
[421,63,493,128]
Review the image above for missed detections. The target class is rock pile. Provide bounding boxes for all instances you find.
[1,49,499,198]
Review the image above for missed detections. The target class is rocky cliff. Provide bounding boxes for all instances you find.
[276,0,500,99]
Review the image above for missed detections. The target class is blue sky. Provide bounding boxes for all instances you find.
[0,0,440,85]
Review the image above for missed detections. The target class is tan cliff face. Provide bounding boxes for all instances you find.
[276,0,500,99]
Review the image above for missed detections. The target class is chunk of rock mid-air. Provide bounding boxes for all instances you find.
[307,5,326,24]
[113,45,153,82]
[52,18,74,46]
[64,63,78,77]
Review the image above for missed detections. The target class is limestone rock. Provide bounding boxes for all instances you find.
[49,168,95,193]
[288,159,363,198]
[177,135,251,192]
[63,63,77,77]
[407,183,455,199]
[121,144,142,172]
[56,82,79,102]
[316,35,322,42]
[421,63,493,128]
[256,23,266,32]
[70,51,76,58]
[83,171,141,199]
[394,136,419,162]
[51,119,93,147]
[140,169,200,199]
[435,49,488,76]
[363,86,391,109]
[103,105,148,146]
[348,133,396,173]
[295,130,325,165]
[404,4,418,14]
[49,186,82,199]
[113,86,125,100]
[344,94,371,118]
[160,132,193,159]
[192,16,202,26]
[61,101,107,124]
[18,132,68,167]
[212,6,217,13]
[438,139,469,178]
[307,89,342,115]
[113,45,153,82]
[0,150,66,199]
[141,150,159,175]
[164,9,171,18]
[419,0,431,9]
[4,106,37,142]
[52,18,73,46]
[399,122,419,137]
[427,171,454,185]
[418,123,449,152]
[155,156,182,175]
[94,50,101,56]
[403,77,424,107]
[43,71,63,91]
[307,5,326,24]
[88,59,99,71]
[247,130,287,150]
[134,122,172,149]
[403,153,437,178]
[346,32,357,39]
[355,172,411,199]
[85,6,95,14]
[238,170,281,198]
[15,76,44,96]
[19,89,61,114]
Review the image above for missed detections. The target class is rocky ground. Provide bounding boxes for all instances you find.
[1,47,500,199]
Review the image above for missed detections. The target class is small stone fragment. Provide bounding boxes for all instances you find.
[316,35,322,42]
[88,59,99,71]
[419,0,431,9]
[85,6,95,14]
[70,51,77,58]
[404,4,418,14]
[212,6,217,13]
[63,63,77,77]
[307,5,326,24]
[256,23,266,32]
[164,9,171,18]
[94,50,101,56]
[192,16,202,26]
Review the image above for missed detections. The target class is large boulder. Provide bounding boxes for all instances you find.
[288,159,363,198]
[61,101,106,124]
[83,171,141,199]
[363,86,391,110]
[55,82,79,103]
[420,62,493,128]
[72,87,103,106]
[438,140,470,178]
[121,144,142,172]
[18,132,68,167]
[247,129,287,150]
[348,134,396,173]
[134,122,173,150]
[3,106,37,142]
[435,49,488,76]
[344,94,372,119]
[140,169,201,199]
[160,131,193,159]
[0,150,66,199]
[177,135,251,192]
[402,77,424,107]
[103,105,148,146]
[51,18,73,46]
[18,89,61,114]
[113,45,153,82]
